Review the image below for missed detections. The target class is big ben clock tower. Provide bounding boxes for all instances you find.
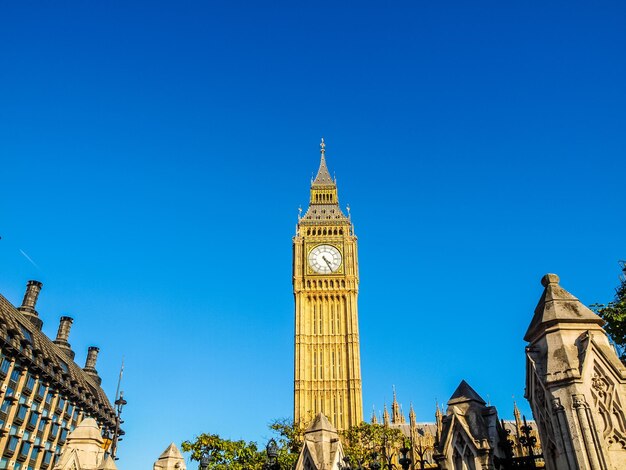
[293,139,363,431]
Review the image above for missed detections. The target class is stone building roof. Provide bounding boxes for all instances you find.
[296,413,345,470]
[154,443,186,470]
[438,381,495,452]
[312,153,334,186]
[300,141,350,225]
[0,292,116,428]
[301,204,350,224]
[524,273,604,342]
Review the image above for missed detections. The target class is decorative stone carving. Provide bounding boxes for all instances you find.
[551,398,564,412]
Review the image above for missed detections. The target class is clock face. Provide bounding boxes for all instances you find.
[308,245,342,274]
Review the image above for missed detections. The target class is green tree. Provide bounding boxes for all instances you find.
[592,261,626,363]
[181,433,264,470]
[341,422,406,468]
[182,419,304,470]
[268,418,305,469]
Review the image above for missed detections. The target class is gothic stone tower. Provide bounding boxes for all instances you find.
[525,273,626,470]
[293,139,363,431]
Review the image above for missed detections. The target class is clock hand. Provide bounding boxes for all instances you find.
[322,255,333,271]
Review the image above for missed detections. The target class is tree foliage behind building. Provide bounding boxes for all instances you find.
[341,422,406,468]
[182,419,409,469]
[181,419,304,470]
[592,261,626,363]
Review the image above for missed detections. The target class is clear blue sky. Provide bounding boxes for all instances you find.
[1,1,625,468]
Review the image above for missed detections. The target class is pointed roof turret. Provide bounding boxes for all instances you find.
[296,413,345,470]
[154,443,186,470]
[524,273,604,342]
[312,138,335,186]
[409,403,416,426]
[383,404,390,426]
[371,406,378,424]
[447,380,487,407]
[300,139,349,224]
[513,400,522,433]
[391,385,405,424]
[306,412,337,434]
[435,401,443,437]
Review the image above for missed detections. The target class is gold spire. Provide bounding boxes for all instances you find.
[513,399,522,431]
[392,385,403,424]
[371,406,378,424]
[320,137,325,156]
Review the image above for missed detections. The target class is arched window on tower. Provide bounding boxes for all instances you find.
[318,303,323,333]
[339,395,344,427]
[319,350,323,380]
[337,350,342,376]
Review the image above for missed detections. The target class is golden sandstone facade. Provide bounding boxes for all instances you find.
[293,140,363,431]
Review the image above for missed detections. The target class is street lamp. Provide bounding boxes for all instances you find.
[264,438,280,470]
[398,446,411,470]
[199,451,210,470]
[110,391,128,460]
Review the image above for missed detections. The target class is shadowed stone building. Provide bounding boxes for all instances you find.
[434,381,517,470]
[295,413,346,470]
[371,386,542,470]
[0,280,118,469]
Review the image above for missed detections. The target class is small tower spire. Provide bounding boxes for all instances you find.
[513,399,522,435]
[409,402,416,427]
[311,138,334,186]
[383,403,390,426]
[371,405,378,424]
[392,385,403,424]
[435,400,443,437]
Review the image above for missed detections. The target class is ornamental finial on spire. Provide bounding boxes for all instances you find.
[311,138,333,186]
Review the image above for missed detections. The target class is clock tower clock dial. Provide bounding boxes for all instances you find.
[292,139,363,431]
[308,244,342,274]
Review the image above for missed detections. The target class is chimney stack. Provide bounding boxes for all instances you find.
[53,316,75,360]
[84,346,102,385]
[18,280,44,330]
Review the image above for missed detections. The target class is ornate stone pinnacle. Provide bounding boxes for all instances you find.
[541,273,560,287]
[320,137,325,156]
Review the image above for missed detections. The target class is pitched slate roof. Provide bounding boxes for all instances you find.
[312,154,334,186]
[0,292,116,428]
[301,204,350,224]
[448,380,487,406]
